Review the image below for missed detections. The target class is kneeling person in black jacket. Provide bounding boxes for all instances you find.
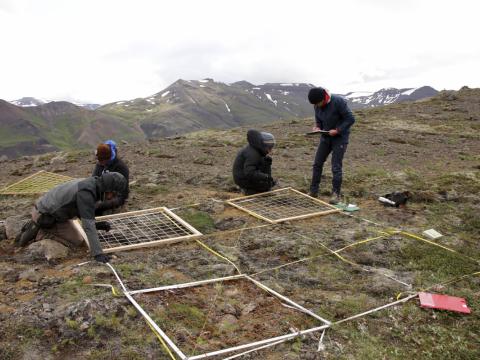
[233,129,276,195]
[15,172,127,263]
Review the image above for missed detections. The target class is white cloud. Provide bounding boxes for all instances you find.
[1,0,479,103]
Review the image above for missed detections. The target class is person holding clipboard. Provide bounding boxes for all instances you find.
[307,87,355,204]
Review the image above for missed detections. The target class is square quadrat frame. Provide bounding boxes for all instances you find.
[74,207,202,253]
[226,187,341,224]
[124,273,332,360]
[0,170,73,195]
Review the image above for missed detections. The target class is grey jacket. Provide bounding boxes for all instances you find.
[36,173,127,257]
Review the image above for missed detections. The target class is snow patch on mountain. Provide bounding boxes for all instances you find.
[265,93,277,106]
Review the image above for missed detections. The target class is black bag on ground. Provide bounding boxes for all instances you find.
[384,191,410,207]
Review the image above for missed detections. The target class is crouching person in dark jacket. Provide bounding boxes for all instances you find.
[233,129,276,195]
[15,172,127,263]
[93,140,129,216]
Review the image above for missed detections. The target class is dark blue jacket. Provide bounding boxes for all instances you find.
[314,95,355,143]
[232,130,272,189]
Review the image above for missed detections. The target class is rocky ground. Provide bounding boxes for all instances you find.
[0,88,479,359]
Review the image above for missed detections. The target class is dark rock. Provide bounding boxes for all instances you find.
[10,169,24,176]
[1,269,18,282]
[18,268,42,282]
[49,154,66,166]
[240,302,257,316]
[218,314,238,331]
[439,190,460,202]
[214,217,245,231]
[199,199,225,214]
[0,222,6,241]
[220,303,237,316]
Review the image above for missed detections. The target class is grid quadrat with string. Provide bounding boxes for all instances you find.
[98,210,198,249]
[228,188,338,223]
[0,170,73,195]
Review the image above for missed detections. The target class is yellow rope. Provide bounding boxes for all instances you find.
[334,234,389,253]
[145,320,177,360]
[195,239,242,275]
[396,231,480,265]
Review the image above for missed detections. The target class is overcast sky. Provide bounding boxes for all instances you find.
[1,0,479,104]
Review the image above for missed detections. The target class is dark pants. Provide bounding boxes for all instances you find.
[241,185,272,196]
[310,137,348,195]
[32,207,84,248]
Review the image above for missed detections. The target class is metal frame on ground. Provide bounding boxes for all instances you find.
[0,170,73,195]
[226,187,341,223]
[73,207,202,253]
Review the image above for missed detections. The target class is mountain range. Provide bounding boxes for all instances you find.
[1,80,438,158]
[10,97,101,110]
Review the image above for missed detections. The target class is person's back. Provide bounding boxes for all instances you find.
[232,129,275,195]
[36,178,94,222]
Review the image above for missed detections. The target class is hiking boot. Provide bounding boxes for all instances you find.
[308,191,319,198]
[15,220,39,247]
[329,193,341,205]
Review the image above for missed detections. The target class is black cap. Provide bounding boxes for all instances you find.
[308,87,326,104]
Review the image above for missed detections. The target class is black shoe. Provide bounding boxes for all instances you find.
[15,220,40,247]
[309,191,319,198]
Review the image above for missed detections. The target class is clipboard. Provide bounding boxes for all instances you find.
[305,130,330,136]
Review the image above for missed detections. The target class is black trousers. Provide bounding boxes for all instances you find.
[310,137,348,195]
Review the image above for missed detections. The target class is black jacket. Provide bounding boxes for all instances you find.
[92,157,129,211]
[233,130,272,191]
[36,174,126,256]
[315,95,355,143]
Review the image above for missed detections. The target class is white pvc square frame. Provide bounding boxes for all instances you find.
[119,272,331,360]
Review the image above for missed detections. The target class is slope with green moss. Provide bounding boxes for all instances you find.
[0,87,479,359]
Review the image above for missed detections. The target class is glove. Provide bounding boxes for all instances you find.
[15,220,40,247]
[95,221,111,232]
[94,253,111,263]
[264,156,273,165]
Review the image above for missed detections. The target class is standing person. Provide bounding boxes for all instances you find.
[15,172,127,263]
[308,87,355,204]
[233,129,276,195]
[93,140,129,215]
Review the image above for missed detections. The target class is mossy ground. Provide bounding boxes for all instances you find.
[0,89,479,359]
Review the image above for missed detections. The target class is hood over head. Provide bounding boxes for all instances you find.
[247,129,272,155]
[104,140,117,162]
[97,172,127,194]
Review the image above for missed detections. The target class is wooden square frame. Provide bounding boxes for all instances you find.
[226,187,341,223]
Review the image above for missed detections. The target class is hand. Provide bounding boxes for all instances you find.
[329,129,339,136]
[94,253,111,263]
[312,126,321,132]
[268,177,277,187]
[95,221,111,232]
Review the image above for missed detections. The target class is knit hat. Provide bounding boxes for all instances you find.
[308,87,326,104]
[99,172,127,194]
[260,132,275,149]
[96,143,111,162]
